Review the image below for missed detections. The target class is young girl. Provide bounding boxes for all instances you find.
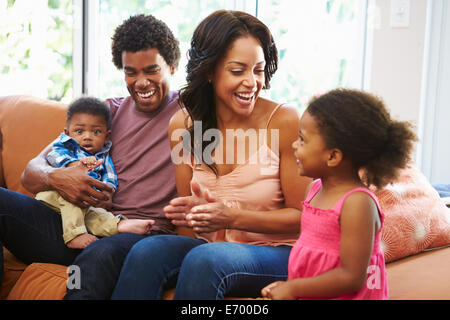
[261,88,417,300]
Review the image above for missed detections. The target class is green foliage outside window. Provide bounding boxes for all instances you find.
[0,0,73,102]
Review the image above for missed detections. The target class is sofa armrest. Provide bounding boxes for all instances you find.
[0,129,5,189]
[0,95,67,194]
[0,248,28,300]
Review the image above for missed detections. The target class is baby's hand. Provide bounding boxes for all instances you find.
[80,156,103,171]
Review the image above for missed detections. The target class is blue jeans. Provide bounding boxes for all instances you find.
[0,188,80,283]
[111,235,292,300]
[0,188,158,299]
[63,232,154,299]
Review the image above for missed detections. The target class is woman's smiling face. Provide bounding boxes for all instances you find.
[211,35,266,118]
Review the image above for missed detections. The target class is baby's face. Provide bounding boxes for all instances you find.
[65,113,109,154]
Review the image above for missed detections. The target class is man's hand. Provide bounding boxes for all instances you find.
[48,164,113,208]
[96,188,114,211]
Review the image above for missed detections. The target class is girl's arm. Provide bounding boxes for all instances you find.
[262,192,379,299]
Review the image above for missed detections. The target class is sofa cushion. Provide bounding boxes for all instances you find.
[7,263,67,300]
[0,248,28,299]
[375,164,450,262]
[386,246,450,299]
[0,95,66,194]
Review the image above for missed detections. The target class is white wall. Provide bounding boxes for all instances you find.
[367,0,427,127]
[367,0,450,183]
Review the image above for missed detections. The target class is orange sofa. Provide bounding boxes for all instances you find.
[1,95,450,300]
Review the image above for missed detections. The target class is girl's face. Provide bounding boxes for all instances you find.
[292,111,330,178]
[211,35,265,118]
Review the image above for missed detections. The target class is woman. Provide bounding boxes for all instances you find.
[111,9,311,299]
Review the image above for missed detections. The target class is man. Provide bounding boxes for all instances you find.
[0,14,181,299]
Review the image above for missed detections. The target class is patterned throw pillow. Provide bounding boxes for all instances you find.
[373,164,450,263]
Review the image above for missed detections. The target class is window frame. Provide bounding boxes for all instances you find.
[417,0,450,183]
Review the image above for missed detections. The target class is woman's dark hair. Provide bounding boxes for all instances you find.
[180,10,278,174]
[67,96,111,130]
[306,88,417,189]
[111,14,180,69]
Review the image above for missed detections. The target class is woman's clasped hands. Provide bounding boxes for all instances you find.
[164,180,234,233]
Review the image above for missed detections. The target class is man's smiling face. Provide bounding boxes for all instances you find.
[122,48,175,113]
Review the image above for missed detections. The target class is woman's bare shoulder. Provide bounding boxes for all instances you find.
[169,108,191,131]
[260,98,300,130]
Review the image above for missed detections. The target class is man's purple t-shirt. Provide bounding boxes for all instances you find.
[105,91,179,234]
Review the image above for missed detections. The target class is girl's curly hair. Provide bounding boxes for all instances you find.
[111,14,180,69]
[307,88,417,189]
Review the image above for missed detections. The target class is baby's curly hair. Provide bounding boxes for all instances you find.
[111,14,180,70]
[307,88,417,189]
[67,96,111,130]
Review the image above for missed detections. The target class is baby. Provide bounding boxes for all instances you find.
[35,96,154,249]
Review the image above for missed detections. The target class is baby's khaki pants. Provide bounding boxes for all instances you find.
[35,190,123,244]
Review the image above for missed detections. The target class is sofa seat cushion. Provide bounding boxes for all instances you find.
[386,246,450,300]
[5,246,450,300]
[7,263,67,300]
[4,263,250,300]
[0,248,28,299]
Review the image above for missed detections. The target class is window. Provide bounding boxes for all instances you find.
[418,0,450,183]
[1,0,367,109]
[90,0,367,110]
[0,0,74,102]
[257,0,368,111]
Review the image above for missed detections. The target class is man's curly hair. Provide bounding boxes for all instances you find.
[111,14,180,70]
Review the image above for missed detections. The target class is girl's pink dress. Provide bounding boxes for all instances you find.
[288,179,388,300]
